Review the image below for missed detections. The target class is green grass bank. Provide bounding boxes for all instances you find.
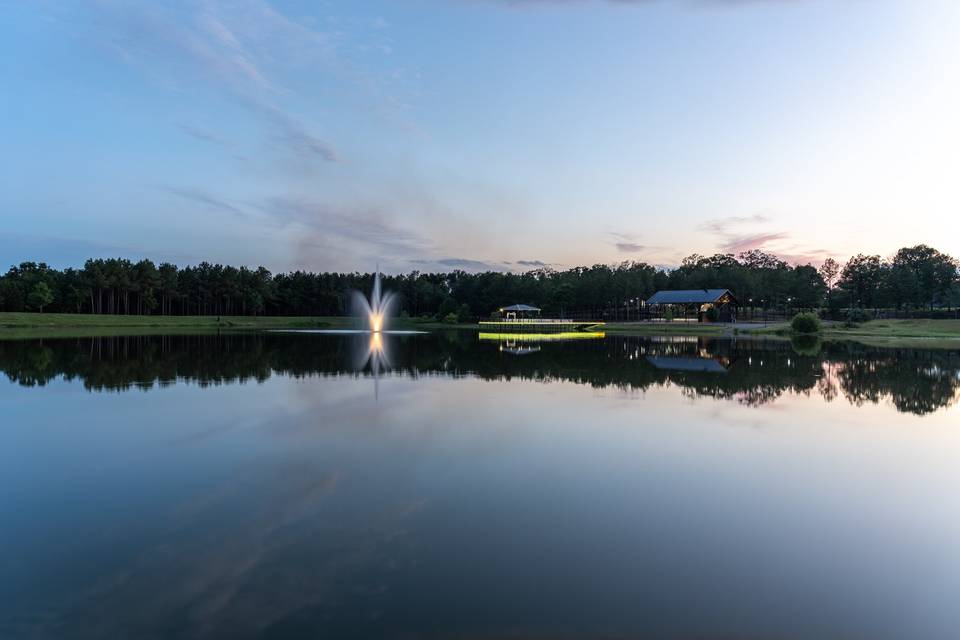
[2,313,959,347]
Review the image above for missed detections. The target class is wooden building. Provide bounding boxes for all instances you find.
[645,289,739,323]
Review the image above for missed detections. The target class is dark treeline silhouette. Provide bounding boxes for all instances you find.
[0,245,957,319]
[3,333,958,415]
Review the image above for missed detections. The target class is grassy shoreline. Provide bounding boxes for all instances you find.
[1,313,959,347]
[0,312,466,339]
[740,318,960,349]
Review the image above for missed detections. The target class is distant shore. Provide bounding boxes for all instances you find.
[603,318,960,348]
[1,312,959,348]
[0,312,466,339]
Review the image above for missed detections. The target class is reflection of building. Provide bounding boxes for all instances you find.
[646,356,731,373]
[498,341,541,356]
[646,289,739,323]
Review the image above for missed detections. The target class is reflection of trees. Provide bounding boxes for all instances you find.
[828,346,960,415]
[1,334,958,415]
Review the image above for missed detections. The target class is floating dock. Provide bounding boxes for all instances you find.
[477,319,605,334]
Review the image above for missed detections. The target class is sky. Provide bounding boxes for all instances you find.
[1,0,959,274]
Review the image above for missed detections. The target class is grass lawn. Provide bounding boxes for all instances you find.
[823,318,960,338]
[818,319,960,348]
[0,312,350,339]
[747,318,960,349]
[0,312,473,339]
[602,321,730,336]
[2,313,959,347]
[604,318,960,347]
[0,312,351,329]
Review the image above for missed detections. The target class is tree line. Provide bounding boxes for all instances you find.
[0,245,957,319]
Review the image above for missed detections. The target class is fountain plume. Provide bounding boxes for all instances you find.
[351,268,396,333]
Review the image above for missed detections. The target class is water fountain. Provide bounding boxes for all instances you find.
[351,269,396,334]
[274,270,423,390]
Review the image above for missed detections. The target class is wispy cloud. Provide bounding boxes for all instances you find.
[162,186,247,218]
[776,247,837,267]
[515,259,551,267]
[261,196,434,262]
[608,232,648,254]
[719,231,789,254]
[699,213,834,265]
[86,1,339,165]
[175,123,252,162]
[254,103,338,162]
[698,213,770,236]
[699,214,786,255]
[411,258,508,272]
[177,123,228,146]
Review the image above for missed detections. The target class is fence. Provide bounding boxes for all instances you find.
[535,306,796,324]
[527,305,960,324]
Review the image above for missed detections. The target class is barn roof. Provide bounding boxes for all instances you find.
[645,289,737,305]
[646,356,730,373]
[499,304,541,312]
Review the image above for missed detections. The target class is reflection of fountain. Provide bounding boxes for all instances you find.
[357,331,390,398]
[358,331,390,374]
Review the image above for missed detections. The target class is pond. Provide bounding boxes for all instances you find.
[2,332,959,639]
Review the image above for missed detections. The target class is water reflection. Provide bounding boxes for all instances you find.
[1,333,958,415]
[3,333,960,639]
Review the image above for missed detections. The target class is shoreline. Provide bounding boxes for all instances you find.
[1,313,959,348]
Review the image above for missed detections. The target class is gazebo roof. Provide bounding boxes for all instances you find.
[646,289,737,305]
[499,304,541,312]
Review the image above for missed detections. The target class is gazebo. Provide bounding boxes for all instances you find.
[498,304,541,321]
[479,303,604,335]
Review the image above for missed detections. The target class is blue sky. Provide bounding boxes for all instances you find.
[2,0,958,273]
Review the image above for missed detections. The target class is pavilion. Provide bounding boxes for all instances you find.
[645,289,739,323]
[478,303,604,335]
[498,304,541,321]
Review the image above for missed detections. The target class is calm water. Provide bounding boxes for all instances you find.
[2,332,959,640]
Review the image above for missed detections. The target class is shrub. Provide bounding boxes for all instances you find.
[705,306,720,322]
[456,303,472,323]
[791,312,821,334]
[443,312,459,324]
[436,297,458,320]
[845,307,873,324]
[663,307,674,322]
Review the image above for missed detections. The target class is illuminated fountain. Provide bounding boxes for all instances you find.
[350,270,403,393]
[276,270,423,394]
[352,269,396,335]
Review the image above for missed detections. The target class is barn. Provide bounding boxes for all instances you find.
[645,289,739,323]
